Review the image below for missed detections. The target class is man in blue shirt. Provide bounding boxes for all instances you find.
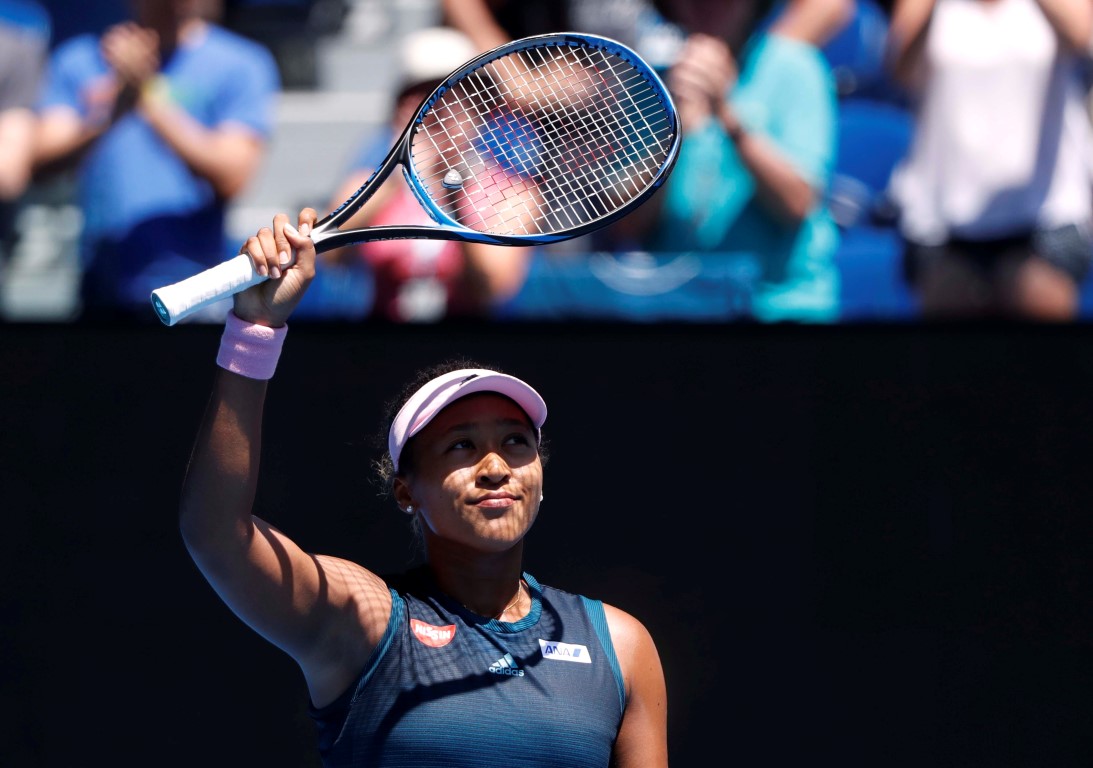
[34,0,279,320]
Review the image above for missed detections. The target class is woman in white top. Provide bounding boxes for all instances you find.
[887,0,1093,319]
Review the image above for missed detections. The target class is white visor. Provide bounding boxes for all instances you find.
[388,369,547,472]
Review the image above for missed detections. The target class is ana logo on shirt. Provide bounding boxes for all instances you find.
[411,619,456,647]
[538,639,592,663]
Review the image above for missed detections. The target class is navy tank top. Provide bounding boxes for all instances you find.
[308,568,626,767]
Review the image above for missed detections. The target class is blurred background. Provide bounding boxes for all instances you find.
[9,0,1093,325]
[4,1,1093,766]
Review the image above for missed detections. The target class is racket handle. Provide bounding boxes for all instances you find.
[150,254,265,326]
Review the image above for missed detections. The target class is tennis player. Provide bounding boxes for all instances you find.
[179,208,669,767]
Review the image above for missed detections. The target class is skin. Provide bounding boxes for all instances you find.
[33,0,264,199]
[439,0,511,54]
[916,250,1079,321]
[0,15,47,200]
[180,208,669,766]
[774,0,857,46]
[0,108,36,201]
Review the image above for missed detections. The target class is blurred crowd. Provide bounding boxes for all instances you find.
[3,0,1093,324]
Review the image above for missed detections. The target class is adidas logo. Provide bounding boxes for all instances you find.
[488,652,525,677]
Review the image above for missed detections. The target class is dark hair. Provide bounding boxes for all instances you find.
[370,358,550,497]
[650,0,768,44]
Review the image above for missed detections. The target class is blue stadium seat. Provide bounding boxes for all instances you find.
[0,0,50,37]
[34,0,128,47]
[826,98,919,320]
[500,251,760,322]
[820,0,893,99]
[834,225,918,321]
[827,97,914,230]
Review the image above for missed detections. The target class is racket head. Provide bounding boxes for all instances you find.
[401,32,682,244]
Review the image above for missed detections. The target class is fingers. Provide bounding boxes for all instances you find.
[101,24,160,85]
[297,207,319,231]
[676,35,735,82]
[270,212,294,278]
[239,209,318,280]
[239,225,281,279]
[284,208,318,279]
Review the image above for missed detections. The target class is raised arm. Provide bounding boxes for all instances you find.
[110,22,269,200]
[771,0,856,47]
[36,21,270,198]
[34,23,160,173]
[0,20,45,200]
[671,33,818,224]
[887,0,937,92]
[178,210,392,708]
[1034,0,1093,53]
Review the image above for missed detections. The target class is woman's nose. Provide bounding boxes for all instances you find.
[477,451,510,482]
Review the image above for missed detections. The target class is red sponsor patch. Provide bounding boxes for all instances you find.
[411,618,456,648]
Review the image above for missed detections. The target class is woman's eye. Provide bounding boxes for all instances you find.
[449,439,473,451]
[504,433,531,446]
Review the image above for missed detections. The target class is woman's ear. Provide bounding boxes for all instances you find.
[393,479,414,515]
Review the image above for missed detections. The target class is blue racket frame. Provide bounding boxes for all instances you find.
[308,32,681,254]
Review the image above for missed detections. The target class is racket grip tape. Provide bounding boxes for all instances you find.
[150,254,266,326]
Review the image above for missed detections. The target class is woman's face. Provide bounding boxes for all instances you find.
[397,393,543,554]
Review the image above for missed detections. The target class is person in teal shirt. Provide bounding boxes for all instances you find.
[640,0,843,322]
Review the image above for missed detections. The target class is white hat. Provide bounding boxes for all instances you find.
[399,26,478,90]
[388,368,547,472]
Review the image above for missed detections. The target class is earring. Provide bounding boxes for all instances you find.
[406,504,414,514]
[539,493,544,503]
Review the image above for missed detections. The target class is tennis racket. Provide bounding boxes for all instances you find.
[150,32,681,325]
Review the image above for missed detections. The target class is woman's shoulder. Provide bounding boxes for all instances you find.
[600,601,656,647]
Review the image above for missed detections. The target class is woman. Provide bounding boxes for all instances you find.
[886,0,1093,320]
[178,208,669,767]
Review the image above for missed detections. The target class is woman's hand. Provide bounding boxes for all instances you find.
[667,33,738,133]
[233,208,320,327]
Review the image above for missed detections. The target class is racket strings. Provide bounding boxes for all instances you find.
[513,48,673,220]
[515,48,668,222]
[423,49,660,230]
[410,42,676,236]
[461,57,612,231]
[496,49,654,225]
[458,48,666,228]
[416,71,545,234]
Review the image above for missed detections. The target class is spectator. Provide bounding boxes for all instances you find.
[322,26,532,322]
[0,0,49,269]
[625,0,845,323]
[886,0,1093,321]
[32,0,279,321]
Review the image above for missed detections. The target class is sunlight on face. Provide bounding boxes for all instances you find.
[400,393,544,554]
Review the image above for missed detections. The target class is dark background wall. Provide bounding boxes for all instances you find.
[3,320,1092,767]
